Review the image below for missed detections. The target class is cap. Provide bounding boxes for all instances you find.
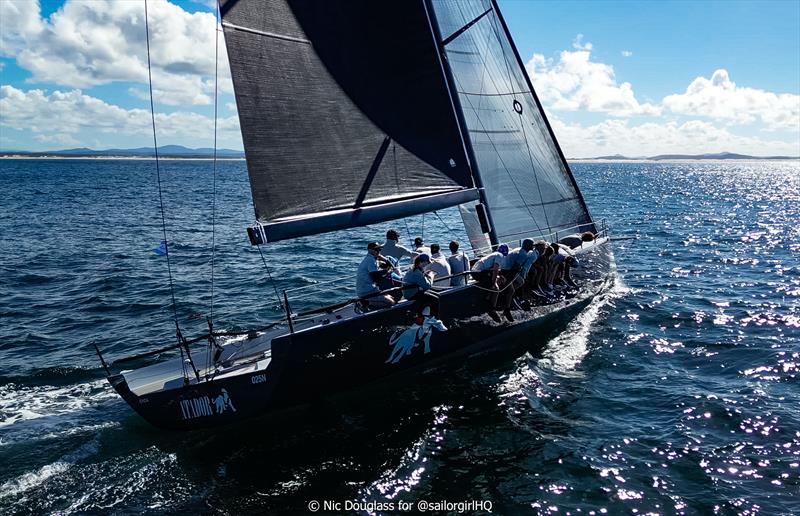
[418,253,431,263]
[367,242,382,251]
[497,244,509,256]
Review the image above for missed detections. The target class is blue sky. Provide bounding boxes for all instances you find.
[1,0,798,156]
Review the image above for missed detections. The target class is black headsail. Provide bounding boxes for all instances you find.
[429,0,595,248]
[220,0,480,242]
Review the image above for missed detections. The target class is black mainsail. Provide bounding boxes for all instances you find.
[220,0,480,242]
[430,0,594,246]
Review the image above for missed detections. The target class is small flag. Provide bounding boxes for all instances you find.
[153,240,167,256]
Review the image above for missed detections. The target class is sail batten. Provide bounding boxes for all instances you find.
[221,0,477,242]
[221,21,311,44]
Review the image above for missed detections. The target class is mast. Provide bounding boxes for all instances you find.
[489,0,595,230]
[422,0,500,248]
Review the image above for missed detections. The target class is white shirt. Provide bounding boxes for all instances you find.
[503,248,539,277]
[356,253,380,297]
[381,239,415,261]
[447,252,470,286]
[414,245,431,256]
[471,252,504,272]
[425,252,451,286]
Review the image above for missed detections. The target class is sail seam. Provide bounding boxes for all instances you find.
[460,90,530,97]
[441,6,493,46]
[221,21,310,44]
[490,195,582,209]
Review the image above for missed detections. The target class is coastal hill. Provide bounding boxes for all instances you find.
[582,151,797,160]
[1,145,245,158]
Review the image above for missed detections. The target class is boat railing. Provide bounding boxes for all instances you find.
[469,219,608,257]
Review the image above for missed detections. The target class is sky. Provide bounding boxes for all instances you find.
[0,0,798,157]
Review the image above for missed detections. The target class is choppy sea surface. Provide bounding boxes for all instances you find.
[1,158,798,514]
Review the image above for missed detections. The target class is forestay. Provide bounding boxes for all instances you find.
[221,0,480,242]
[430,0,594,245]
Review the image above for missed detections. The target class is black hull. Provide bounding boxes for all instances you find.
[111,240,614,430]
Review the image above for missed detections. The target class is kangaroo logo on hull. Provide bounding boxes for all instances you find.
[179,388,237,420]
[386,317,447,364]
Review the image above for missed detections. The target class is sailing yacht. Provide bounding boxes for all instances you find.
[101,0,614,430]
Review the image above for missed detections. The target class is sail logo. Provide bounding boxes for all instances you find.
[386,318,447,364]
[179,388,237,420]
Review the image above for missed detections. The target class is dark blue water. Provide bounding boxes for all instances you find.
[1,158,798,514]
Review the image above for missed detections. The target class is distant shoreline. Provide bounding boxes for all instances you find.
[0,155,246,160]
[569,158,799,163]
[2,155,796,163]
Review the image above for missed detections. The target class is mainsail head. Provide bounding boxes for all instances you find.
[221,0,479,242]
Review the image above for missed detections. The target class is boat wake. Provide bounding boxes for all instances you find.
[537,276,632,373]
[496,275,631,425]
[0,380,119,446]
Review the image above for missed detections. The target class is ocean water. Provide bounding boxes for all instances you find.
[0,158,798,514]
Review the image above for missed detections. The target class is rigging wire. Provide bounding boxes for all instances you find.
[256,244,284,311]
[209,0,220,324]
[143,0,180,328]
[206,1,222,375]
[432,210,459,240]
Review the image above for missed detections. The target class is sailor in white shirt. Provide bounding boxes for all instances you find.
[503,239,538,279]
[381,229,415,263]
[470,245,509,322]
[413,236,431,256]
[425,244,452,286]
[471,249,505,273]
[447,240,470,287]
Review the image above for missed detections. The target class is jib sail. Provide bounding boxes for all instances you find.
[430,0,594,246]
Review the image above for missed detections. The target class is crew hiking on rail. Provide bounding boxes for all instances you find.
[354,228,595,322]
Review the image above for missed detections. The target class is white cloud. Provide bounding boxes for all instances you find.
[34,133,79,146]
[526,36,660,117]
[0,85,242,149]
[572,34,593,51]
[0,0,232,106]
[550,117,799,157]
[621,50,633,58]
[663,69,800,131]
